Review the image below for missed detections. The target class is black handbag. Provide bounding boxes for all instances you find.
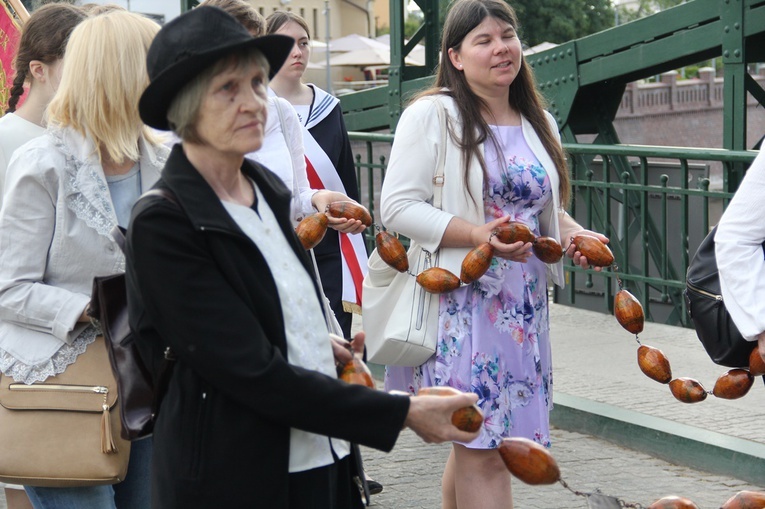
[684,225,763,367]
[89,266,154,440]
[89,189,177,440]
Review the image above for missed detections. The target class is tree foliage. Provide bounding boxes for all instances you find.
[616,0,685,25]
[510,0,615,47]
[386,1,616,48]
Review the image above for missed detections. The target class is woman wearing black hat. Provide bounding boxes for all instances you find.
[126,7,480,509]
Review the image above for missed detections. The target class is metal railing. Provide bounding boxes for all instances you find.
[349,131,758,326]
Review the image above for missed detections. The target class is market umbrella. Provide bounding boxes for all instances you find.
[329,47,423,67]
[328,33,389,53]
[523,41,558,55]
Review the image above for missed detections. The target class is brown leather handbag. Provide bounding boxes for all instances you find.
[0,335,130,487]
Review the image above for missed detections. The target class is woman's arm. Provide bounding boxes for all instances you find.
[716,148,765,344]
[128,200,409,450]
[278,98,317,217]
[381,99,459,253]
[440,215,533,262]
[0,148,90,342]
[279,100,365,234]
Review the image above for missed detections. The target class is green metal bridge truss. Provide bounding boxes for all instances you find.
[340,0,765,326]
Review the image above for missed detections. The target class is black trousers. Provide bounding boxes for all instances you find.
[287,453,364,509]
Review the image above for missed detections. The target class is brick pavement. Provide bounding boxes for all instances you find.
[361,426,765,509]
[548,303,765,444]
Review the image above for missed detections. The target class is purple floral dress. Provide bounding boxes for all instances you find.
[385,125,553,449]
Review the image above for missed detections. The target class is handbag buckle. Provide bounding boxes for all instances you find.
[164,347,176,361]
[432,175,445,187]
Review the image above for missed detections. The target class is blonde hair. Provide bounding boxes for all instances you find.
[47,11,160,164]
[80,4,127,15]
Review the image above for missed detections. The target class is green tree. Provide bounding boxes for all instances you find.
[511,0,615,47]
[400,0,616,48]
[616,0,685,25]
[377,14,423,40]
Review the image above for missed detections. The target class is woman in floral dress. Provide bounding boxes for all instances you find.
[380,1,608,507]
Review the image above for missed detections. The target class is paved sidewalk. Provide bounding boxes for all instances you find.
[548,302,765,445]
[361,426,764,508]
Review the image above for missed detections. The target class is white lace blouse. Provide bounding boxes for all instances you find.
[221,183,350,473]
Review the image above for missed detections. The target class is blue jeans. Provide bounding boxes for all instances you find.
[25,437,152,509]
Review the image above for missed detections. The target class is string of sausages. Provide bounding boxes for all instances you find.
[296,203,765,505]
[301,203,764,402]
[295,201,599,292]
[613,271,763,403]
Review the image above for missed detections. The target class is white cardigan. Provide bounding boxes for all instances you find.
[716,147,765,340]
[380,94,566,287]
[0,126,167,382]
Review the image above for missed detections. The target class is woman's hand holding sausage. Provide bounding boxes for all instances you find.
[482,215,532,263]
[564,229,610,271]
[403,391,481,444]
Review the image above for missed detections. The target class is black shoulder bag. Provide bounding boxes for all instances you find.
[88,188,177,440]
[684,225,764,367]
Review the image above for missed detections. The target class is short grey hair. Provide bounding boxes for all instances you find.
[167,48,269,144]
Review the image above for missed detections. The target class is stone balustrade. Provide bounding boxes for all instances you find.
[617,67,765,118]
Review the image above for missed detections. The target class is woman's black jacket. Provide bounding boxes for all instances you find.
[125,144,409,508]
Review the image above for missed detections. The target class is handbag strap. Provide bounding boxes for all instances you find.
[432,98,448,211]
[309,249,344,336]
[109,187,179,423]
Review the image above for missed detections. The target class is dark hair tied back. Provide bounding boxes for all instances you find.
[6,3,85,113]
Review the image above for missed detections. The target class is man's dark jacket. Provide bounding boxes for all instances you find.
[125,145,409,508]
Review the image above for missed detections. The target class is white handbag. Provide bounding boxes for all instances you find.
[362,99,448,367]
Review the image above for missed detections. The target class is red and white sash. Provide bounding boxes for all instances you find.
[301,121,368,313]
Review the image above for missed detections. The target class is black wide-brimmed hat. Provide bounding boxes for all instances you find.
[139,6,293,131]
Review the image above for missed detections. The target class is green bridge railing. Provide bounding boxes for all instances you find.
[349,132,758,327]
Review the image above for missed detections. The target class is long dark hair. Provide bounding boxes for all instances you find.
[415,0,570,207]
[5,3,85,114]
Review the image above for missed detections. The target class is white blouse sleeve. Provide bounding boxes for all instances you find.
[715,147,765,340]
[280,99,317,217]
[380,98,455,253]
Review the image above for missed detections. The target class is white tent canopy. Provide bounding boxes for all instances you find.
[328,33,389,53]
[523,42,558,55]
[329,46,423,67]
